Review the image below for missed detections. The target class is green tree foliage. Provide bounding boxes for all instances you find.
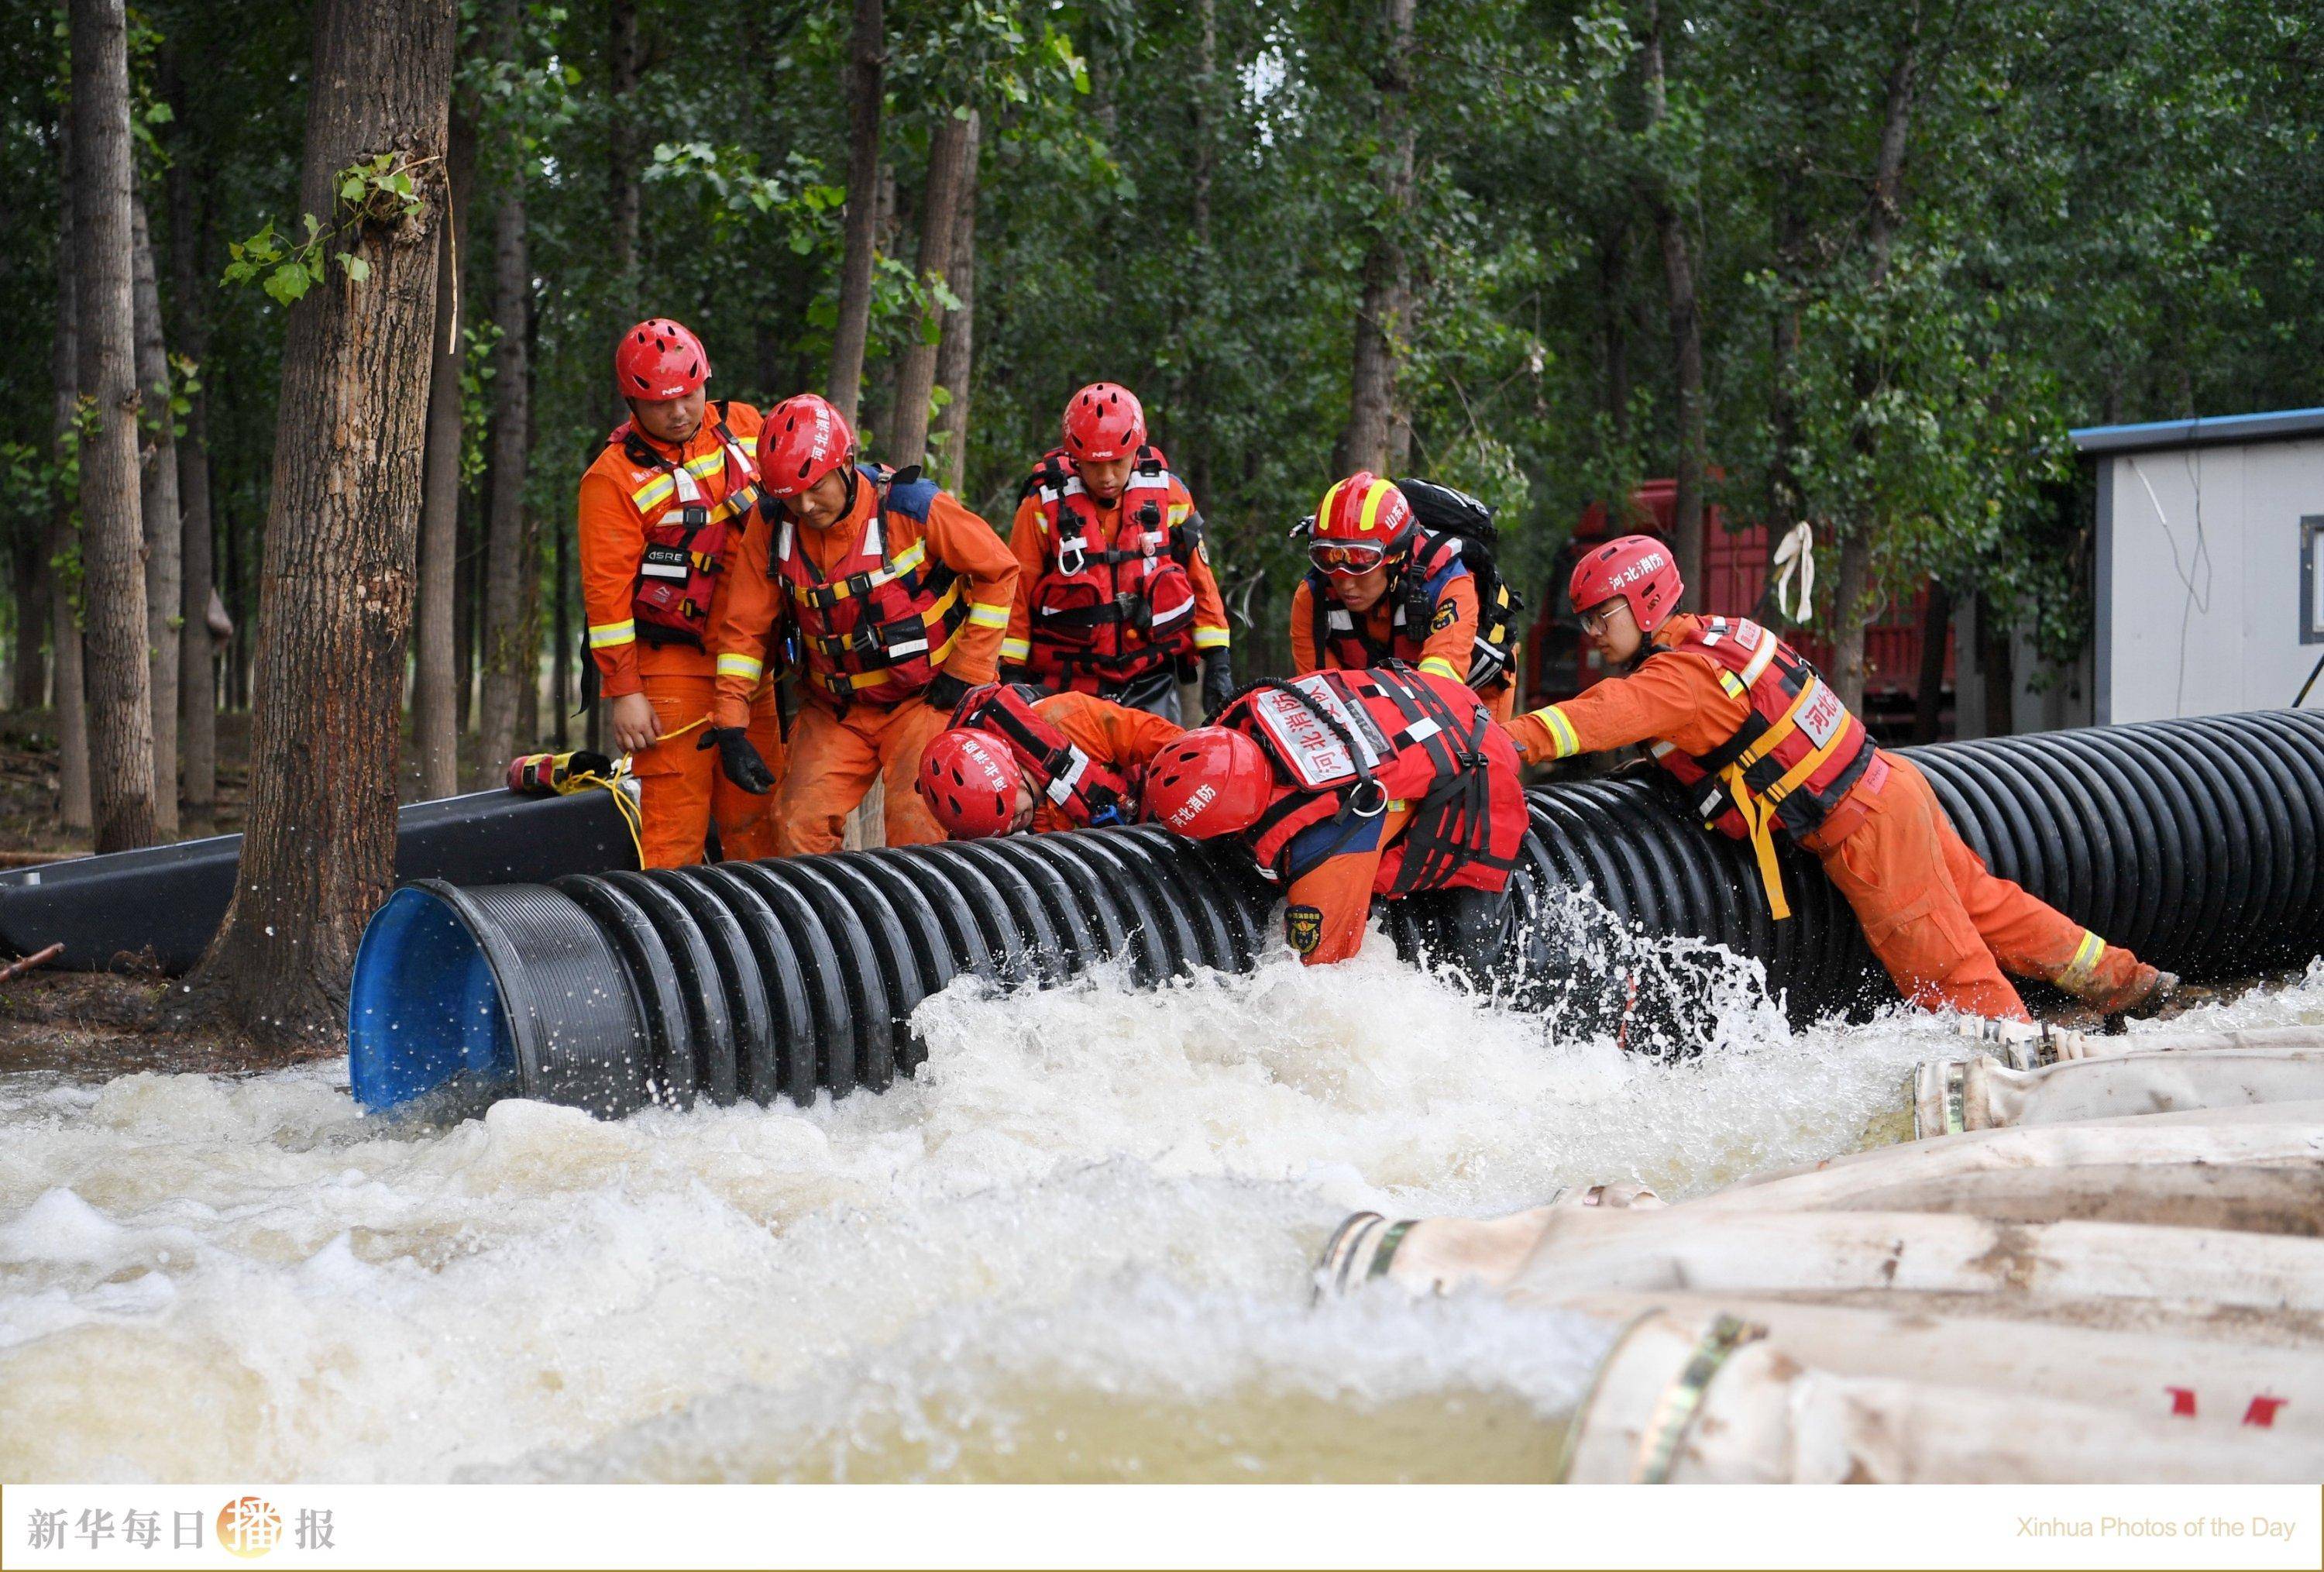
[9,0,2317,709]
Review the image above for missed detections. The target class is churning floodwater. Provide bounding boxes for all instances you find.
[5,932,2316,1484]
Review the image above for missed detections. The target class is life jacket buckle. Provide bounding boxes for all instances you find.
[844,570,876,599]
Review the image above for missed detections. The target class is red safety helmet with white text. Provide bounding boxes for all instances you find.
[916,729,1024,840]
[1569,533,1682,633]
[1306,471,1415,576]
[1062,383,1147,463]
[758,393,857,500]
[614,318,710,401]
[1142,727,1274,838]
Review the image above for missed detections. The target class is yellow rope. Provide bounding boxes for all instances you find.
[566,712,716,869]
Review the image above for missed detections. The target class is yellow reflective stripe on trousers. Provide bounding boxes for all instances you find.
[587,619,637,649]
[716,653,764,683]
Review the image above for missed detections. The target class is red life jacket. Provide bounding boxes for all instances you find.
[1019,444,1198,693]
[952,683,1136,827]
[1226,665,1524,899]
[1647,614,1879,920]
[773,465,964,710]
[608,403,762,648]
[1305,527,1469,670]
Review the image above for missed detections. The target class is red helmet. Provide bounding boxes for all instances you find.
[916,728,1024,839]
[758,394,857,500]
[614,318,710,401]
[1142,727,1274,839]
[1062,382,1147,463]
[1569,533,1682,633]
[1308,472,1414,575]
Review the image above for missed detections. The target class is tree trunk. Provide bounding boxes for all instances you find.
[131,194,183,836]
[1184,0,1217,501]
[1597,221,1630,441]
[1343,0,1415,475]
[607,0,640,316]
[69,0,157,853]
[186,0,453,1045]
[1912,580,1953,744]
[50,117,91,833]
[1755,181,1806,624]
[413,104,469,800]
[1643,0,1706,611]
[473,62,532,787]
[11,537,46,713]
[171,108,219,825]
[1829,531,1872,714]
[1831,18,1921,716]
[886,109,974,470]
[827,0,885,427]
[455,490,476,733]
[552,515,570,748]
[1977,592,2015,738]
[930,112,980,494]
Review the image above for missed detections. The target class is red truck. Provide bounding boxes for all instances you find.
[1522,480,1952,741]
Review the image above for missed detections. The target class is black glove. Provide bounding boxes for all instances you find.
[923,669,972,712]
[699,726,775,794]
[1199,649,1236,721]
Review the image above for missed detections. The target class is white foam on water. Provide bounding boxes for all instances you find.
[5,942,2309,1482]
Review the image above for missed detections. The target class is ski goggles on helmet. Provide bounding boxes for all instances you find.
[1308,539,1391,576]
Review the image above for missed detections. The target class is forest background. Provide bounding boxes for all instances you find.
[2,0,2317,1037]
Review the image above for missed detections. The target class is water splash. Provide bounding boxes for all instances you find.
[5,936,2305,1482]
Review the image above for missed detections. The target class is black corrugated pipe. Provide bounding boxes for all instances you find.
[349,710,2324,1116]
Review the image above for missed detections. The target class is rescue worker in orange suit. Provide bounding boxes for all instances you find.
[1291,473,1518,722]
[707,392,1019,854]
[577,318,785,867]
[1002,383,1234,722]
[914,681,1184,838]
[1142,664,1526,970]
[1506,535,2178,1023]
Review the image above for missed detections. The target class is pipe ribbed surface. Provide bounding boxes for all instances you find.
[349,710,2324,1116]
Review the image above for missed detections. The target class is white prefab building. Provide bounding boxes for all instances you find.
[2076,408,2324,724]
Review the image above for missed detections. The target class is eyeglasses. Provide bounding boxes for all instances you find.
[1308,540,1390,576]
[1579,602,1628,635]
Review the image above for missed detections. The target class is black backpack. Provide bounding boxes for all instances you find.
[1394,477,1524,691]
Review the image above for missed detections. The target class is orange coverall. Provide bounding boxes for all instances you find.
[1504,621,2155,1021]
[578,401,784,868]
[1019,691,1184,833]
[1291,571,1515,721]
[713,474,1017,854]
[1001,471,1232,677]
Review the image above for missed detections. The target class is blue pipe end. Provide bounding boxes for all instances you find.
[349,885,517,1113]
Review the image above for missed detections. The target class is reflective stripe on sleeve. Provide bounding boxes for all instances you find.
[587,620,638,649]
[716,653,765,683]
[1001,636,1032,663]
[968,601,1011,630]
[1192,627,1231,651]
[1535,705,1583,760]
[1418,655,1459,679]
